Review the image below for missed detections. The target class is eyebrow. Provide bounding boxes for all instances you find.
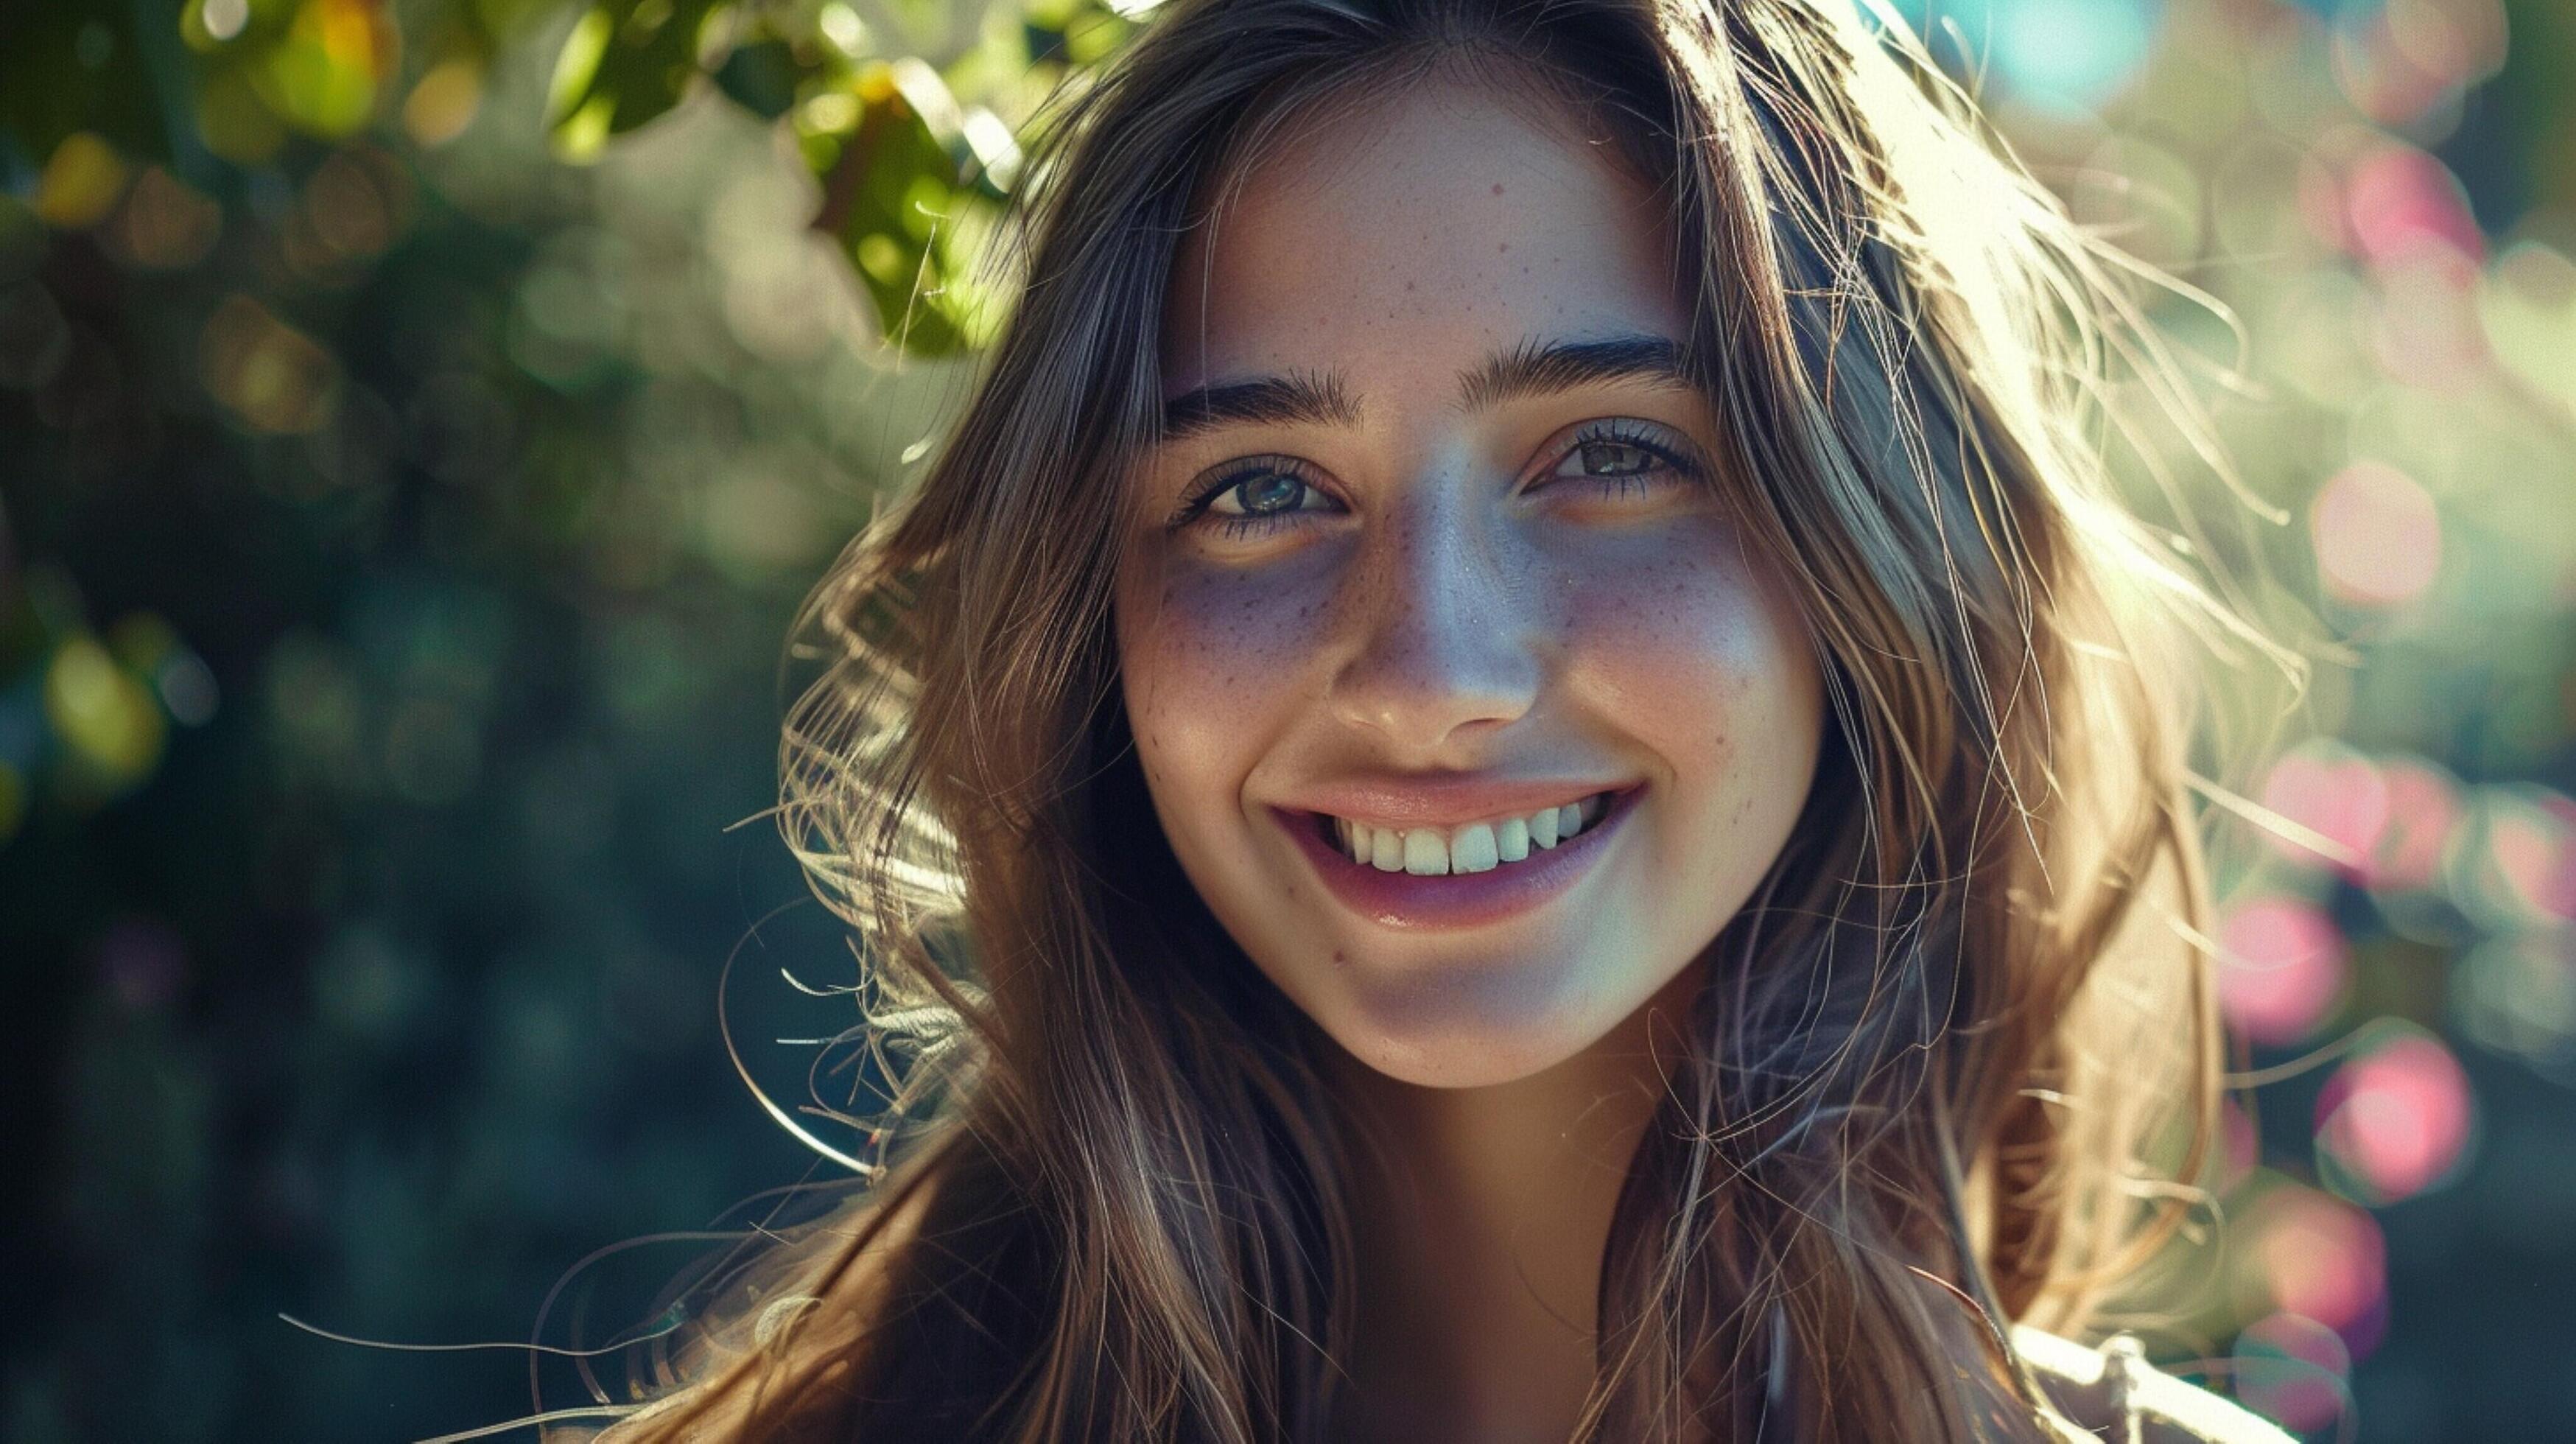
[1155,332,1696,444]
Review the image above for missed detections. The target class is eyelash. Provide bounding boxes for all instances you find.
[1168,419,1704,540]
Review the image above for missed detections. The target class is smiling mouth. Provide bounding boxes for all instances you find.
[1275,785,1639,931]
[1309,791,1615,875]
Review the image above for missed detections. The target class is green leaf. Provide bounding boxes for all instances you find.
[544,4,614,125]
[826,66,991,356]
[544,0,721,159]
[712,38,801,120]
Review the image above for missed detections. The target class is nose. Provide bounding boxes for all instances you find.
[1326,479,1544,751]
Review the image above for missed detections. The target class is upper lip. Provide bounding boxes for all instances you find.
[1275,774,1634,830]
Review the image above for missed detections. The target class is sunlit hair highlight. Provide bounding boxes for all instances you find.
[587,0,2274,1438]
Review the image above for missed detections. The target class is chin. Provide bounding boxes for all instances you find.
[1345,1042,1575,1090]
[1300,954,1639,1090]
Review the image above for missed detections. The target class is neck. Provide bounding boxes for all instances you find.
[1324,961,1704,1444]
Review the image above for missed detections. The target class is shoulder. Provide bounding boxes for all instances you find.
[2011,1325,2298,1444]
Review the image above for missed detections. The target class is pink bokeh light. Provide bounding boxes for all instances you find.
[2345,144,2485,269]
[2329,0,2508,129]
[2481,789,2576,925]
[2310,461,2442,609]
[2251,1185,2390,1355]
[2217,896,2348,1046]
[2259,739,2391,873]
[2234,1310,2354,1435]
[2366,756,2461,891]
[2317,1028,2477,1204]
[2386,0,2510,88]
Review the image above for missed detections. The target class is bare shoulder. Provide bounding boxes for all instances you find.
[2012,1325,2298,1444]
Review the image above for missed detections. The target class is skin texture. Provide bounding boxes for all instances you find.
[1112,75,1825,1442]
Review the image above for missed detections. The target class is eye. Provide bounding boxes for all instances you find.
[1172,457,1340,539]
[1210,469,1313,517]
[1540,419,1704,503]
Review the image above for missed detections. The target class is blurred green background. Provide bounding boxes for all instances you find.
[2,0,2569,1438]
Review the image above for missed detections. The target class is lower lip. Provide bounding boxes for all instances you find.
[1274,788,1639,932]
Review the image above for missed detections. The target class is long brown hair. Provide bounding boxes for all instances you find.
[589,0,2267,1437]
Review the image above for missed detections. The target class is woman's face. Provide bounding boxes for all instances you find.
[1114,76,1825,1089]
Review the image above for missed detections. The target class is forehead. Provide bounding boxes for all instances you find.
[1160,74,1688,394]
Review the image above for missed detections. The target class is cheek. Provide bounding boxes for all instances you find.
[1117,548,1336,815]
[1553,519,1819,804]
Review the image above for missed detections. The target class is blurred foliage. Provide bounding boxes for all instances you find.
[1,0,2571,1440]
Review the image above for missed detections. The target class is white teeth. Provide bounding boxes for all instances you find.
[1325,793,1614,875]
[1451,821,1499,874]
[1402,829,1449,875]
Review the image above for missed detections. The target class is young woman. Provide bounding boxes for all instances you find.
[578,0,2295,1437]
